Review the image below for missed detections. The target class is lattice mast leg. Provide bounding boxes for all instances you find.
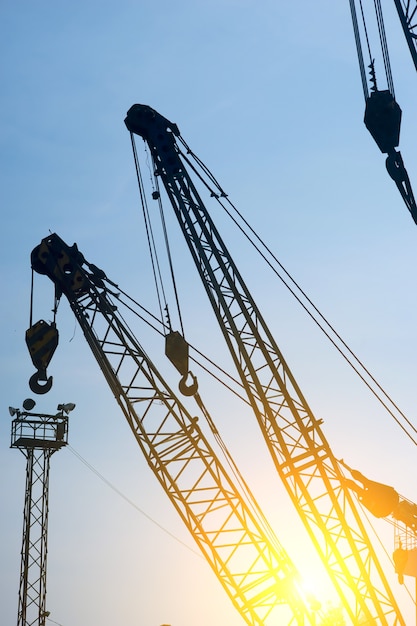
[17,448,52,626]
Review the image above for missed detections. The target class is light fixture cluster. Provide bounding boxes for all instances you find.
[8,400,76,417]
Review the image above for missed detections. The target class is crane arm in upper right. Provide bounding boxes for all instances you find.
[392,0,417,72]
[348,0,417,223]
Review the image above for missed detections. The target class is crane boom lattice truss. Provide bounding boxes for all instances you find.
[30,233,313,626]
[124,104,405,625]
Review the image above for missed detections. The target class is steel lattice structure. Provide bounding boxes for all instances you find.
[11,408,69,626]
[124,104,405,625]
[30,232,316,626]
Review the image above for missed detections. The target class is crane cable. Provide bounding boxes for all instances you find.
[349,0,370,98]
[130,133,186,337]
[218,193,417,446]
[113,286,251,405]
[130,134,172,333]
[68,444,202,557]
[374,0,395,96]
[83,277,286,555]
[129,132,417,447]
[63,277,417,611]
[349,0,395,97]
[123,136,417,593]
[89,212,417,540]
[174,138,417,448]
[94,261,252,409]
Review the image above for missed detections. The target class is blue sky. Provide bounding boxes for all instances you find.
[1,2,417,625]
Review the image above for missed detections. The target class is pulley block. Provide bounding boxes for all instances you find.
[26,320,59,394]
[364,90,401,154]
[165,331,189,376]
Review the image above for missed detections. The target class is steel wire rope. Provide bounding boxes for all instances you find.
[121,151,417,575]
[106,278,254,434]
[110,284,249,406]
[98,280,250,418]
[68,437,300,591]
[132,134,186,337]
[192,391,289,551]
[67,445,202,557]
[130,138,254,423]
[130,133,167,328]
[217,199,417,447]
[46,618,64,626]
[29,268,34,327]
[351,0,396,97]
[173,143,417,447]
[68,277,287,561]
[129,133,417,580]
[359,0,375,66]
[29,267,58,328]
[374,0,395,95]
[217,196,417,445]
[148,148,186,337]
[177,135,228,198]
[349,0,370,98]
[91,279,285,550]
[47,449,417,623]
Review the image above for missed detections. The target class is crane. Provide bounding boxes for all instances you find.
[28,233,316,626]
[124,103,407,624]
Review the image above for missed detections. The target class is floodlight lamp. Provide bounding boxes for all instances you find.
[57,403,76,414]
[9,406,19,417]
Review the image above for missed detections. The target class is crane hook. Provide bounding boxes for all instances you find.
[179,372,198,397]
[29,369,53,395]
[25,320,59,395]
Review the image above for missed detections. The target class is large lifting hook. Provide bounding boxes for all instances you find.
[165,330,199,397]
[26,319,59,395]
[179,371,199,397]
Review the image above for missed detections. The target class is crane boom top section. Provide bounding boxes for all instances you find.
[125,104,182,177]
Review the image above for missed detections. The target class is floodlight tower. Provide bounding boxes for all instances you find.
[9,399,75,626]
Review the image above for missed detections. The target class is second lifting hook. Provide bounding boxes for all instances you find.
[179,372,198,397]
[25,320,59,395]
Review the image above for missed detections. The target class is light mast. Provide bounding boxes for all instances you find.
[10,399,75,626]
